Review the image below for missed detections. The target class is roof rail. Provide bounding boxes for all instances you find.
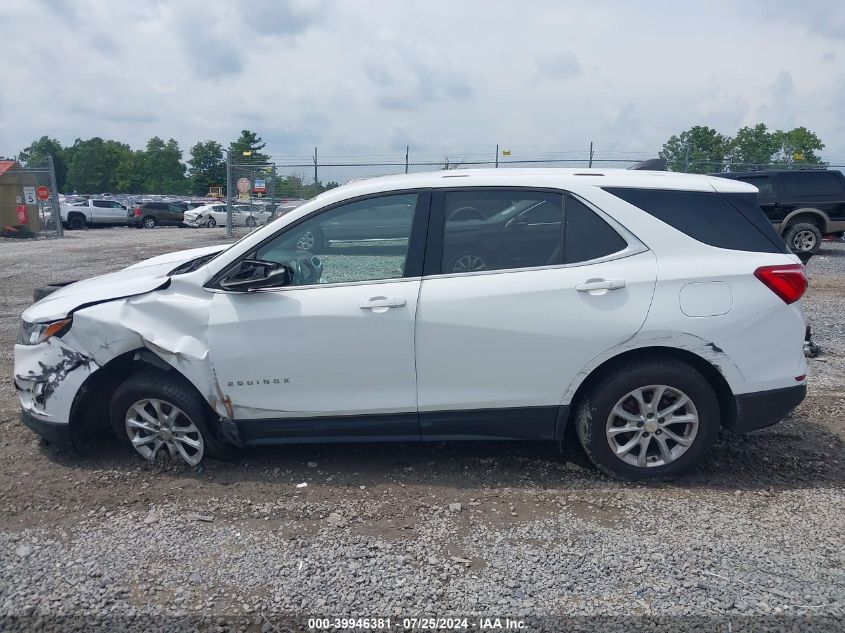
[628,158,667,171]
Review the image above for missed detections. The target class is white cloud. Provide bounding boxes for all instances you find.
[0,0,844,161]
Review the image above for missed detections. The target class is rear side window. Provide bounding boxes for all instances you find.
[564,196,628,263]
[441,190,563,273]
[604,188,788,254]
[780,171,845,198]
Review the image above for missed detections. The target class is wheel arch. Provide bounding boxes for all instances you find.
[69,348,221,441]
[781,208,829,233]
[558,345,736,439]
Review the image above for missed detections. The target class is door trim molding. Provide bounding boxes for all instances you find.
[234,405,570,446]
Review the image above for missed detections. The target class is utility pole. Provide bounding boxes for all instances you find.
[405,145,409,174]
[313,147,318,186]
[47,155,63,238]
[226,149,233,238]
[588,142,594,168]
[495,144,499,168]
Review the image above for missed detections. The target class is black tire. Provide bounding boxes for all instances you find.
[245,216,257,227]
[783,222,822,255]
[444,251,490,274]
[142,216,157,229]
[575,357,719,481]
[110,368,235,464]
[67,214,86,230]
[206,216,216,228]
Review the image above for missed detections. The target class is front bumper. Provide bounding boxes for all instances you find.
[729,384,807,434]
[21,408,73,448]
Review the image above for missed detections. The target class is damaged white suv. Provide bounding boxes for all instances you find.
[15,169,808,480]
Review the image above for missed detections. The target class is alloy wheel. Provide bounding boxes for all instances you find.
[792,230,816,252]
[143,217,156,228]
[206,217,216,228]
[452,254,487,273]
[605,385,699,468]
[124,398,204,466]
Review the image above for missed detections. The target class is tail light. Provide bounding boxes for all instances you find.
[754,264,807,304]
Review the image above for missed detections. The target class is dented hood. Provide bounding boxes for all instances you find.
[22,245,227,323]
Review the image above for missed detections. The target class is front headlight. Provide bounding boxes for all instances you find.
[17,318,72,345]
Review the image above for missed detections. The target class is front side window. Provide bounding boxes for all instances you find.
[255,193,418,286]
[441,190,563,274]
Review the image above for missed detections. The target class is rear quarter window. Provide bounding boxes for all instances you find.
[604,188,788,254]
[780,171,845,198]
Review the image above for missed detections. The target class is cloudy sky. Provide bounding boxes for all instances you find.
[1,0,844,161]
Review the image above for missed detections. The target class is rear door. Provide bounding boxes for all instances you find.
[415,189,656,440]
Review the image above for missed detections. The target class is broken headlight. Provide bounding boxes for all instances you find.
[17,318,72,345]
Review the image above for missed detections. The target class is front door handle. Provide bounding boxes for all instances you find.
[575,279,627,292]
[359,297,407,309]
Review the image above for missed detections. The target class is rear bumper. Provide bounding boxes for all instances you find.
[729,384,807,434]
[21,409,73,448]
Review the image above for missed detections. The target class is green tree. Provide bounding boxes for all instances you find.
[187,141,226,196]
[140,137,188,194]
[772,127,826,167]
[65,137,132,193]
[659,126,730,173]
[228,130,270,163]
[727,124,780,170]
[19,136,68,190]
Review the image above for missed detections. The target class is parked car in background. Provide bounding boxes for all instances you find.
[16,169,807,480]
[129,201,188,228]
[60,199,129,229]
[712,169,845,254]
[266,198,307,224]
[184,203,269,228]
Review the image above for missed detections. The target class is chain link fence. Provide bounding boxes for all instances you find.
[0,159,62,239]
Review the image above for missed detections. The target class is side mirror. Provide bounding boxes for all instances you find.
[219,259,292,292]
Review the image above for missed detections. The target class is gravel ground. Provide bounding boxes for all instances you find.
[0,229,843,632]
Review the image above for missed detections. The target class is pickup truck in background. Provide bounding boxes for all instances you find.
[61,199,129,229]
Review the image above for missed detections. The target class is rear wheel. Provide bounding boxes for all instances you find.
[575,358,719,481]
[784,222,822,255]
[110,368,234,466]
[142,216,157,229]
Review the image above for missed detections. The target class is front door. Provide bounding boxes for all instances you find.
[207,191,430,443]
[415,189,657,440]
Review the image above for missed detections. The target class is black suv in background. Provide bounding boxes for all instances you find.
[129,201,188,228]
[712,169,845,254]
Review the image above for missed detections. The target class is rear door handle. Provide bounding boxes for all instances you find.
[359,297,407,309]
[575,279,627,292]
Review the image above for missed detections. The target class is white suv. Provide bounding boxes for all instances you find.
[14,169,808,480]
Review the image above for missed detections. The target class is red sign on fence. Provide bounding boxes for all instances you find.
[36,185,50,201]
[16,205,27,223]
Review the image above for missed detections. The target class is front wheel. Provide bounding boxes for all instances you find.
[575,358,719,481]
[245,216,257,227]
[784,223,822,255]
[67,215,86,230]
[110,368,234,466]
[206,216,216,228]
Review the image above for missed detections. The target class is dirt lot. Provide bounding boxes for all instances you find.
[0,228,843,632]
